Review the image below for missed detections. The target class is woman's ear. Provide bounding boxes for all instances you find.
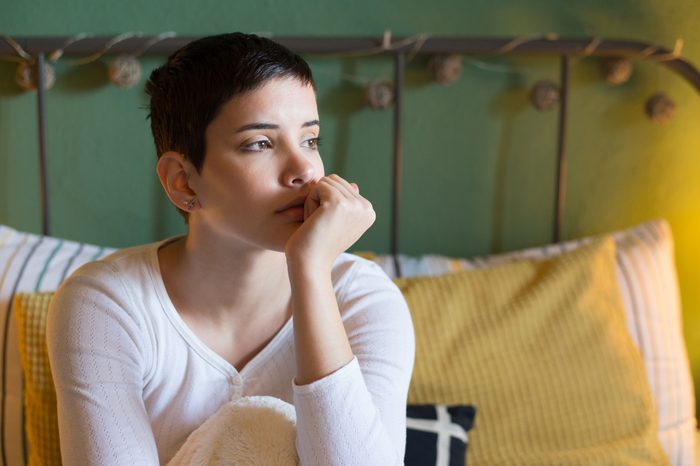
[156,152,199,211]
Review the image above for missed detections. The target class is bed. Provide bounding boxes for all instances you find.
[0,33,698,466]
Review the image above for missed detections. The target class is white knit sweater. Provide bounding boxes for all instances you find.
[46,238,415,465]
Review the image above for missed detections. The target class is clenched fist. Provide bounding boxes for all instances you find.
[284,174,375,269]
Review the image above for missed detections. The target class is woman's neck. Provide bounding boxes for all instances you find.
[157,231,292,326]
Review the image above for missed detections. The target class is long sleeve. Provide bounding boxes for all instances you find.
[292,259,416,466]
[46,262,160,466]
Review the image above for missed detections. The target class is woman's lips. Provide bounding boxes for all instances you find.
[278,205,304,221]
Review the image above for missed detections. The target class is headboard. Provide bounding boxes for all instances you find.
[3,33,700,277]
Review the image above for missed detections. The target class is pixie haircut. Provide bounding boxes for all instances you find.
[145,32,315,221]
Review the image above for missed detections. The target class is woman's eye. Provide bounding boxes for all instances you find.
[243,140,272,151]
[302,137,322,150]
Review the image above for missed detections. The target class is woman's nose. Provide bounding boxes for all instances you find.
[282,149,317,187]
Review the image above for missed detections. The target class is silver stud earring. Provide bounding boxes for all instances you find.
[183,198,197,210]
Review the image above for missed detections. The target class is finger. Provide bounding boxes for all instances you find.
[304,182,322,220]
[330,174,360,195]
[325,174,359,199]
[317,176,351,200]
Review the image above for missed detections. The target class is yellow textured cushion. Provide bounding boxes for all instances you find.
[395,237,668,465]
[13,291,61,466]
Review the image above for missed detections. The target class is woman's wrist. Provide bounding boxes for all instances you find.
[285,251,334,277]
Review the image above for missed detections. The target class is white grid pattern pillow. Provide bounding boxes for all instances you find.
[367,219,696,466]
[0,224,116,466]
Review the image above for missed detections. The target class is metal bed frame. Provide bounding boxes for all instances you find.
[3,34,700,277]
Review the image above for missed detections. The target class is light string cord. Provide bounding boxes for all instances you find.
[313,30,431,60]
[463,33,562,75]
[1,35,32,63]
[649,38,684,62]
[68,32,142,65]
[130,31,177,57]
[312,30,430,87]
[0,33,686,89]
[47,33,93,61]
[1,32,179,65]
[462,35,684,76]
[486,32,561,57]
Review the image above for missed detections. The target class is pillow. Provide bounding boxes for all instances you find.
[394,237,669,464]
[364,219,695,464]
[405,404,476,466]
[0,224,116,466]
[13,292,58,466]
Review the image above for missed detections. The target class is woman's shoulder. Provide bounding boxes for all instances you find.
[47,239,173,342]
[64,237,173,285]
[53,238,171,311]
[332,252,391,286]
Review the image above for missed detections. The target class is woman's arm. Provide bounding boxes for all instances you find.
[289,258,415,466]
[46,263,160,466]
[285,175,415,465]
[285,174,375,386]
[287,260,353,386]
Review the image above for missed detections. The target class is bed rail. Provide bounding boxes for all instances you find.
[3,34,699,276]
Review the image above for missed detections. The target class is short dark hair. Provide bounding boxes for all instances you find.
[145,32,315,222]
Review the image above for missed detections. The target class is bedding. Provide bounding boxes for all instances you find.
[364,218,696,464]
[2,219,697,465]
[395,236,668,464]
[405,404,476,466]
[0,224,116,466]
[13,292,58,466]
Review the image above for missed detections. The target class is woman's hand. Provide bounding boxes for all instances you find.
[284,174,375,269]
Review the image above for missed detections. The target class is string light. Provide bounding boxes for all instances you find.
[108,31,176,89]
[0,32,689,119]
[645,92,675,123]
[428,54,463,86]
[601,57,633,85]
[308,30,429,110]
[365,80,394,110]
[15,61,55,91]
[3,35,56,91]
[530,79,560,111]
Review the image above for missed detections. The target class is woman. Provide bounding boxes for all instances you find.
[47,32,415,465]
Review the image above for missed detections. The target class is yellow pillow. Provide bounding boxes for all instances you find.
[394,237,669,465]
[13,291,61,466]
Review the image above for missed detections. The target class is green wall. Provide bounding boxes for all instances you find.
[2,0,700,414]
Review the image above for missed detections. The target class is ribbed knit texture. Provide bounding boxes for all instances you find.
[395,237,669,465]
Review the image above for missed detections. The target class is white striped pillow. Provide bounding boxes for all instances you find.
[367,219,696,466]
[0,224,116,466]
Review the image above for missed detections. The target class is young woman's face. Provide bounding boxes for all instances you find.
[191,77,324,252]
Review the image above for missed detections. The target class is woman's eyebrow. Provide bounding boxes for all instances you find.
[236,123,278,133]
[302,120,320,128]
[236,120,319,133]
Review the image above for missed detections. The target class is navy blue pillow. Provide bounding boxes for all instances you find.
[405,404,476,466]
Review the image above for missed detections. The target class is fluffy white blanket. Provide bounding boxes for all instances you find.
[168,396,299,465]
